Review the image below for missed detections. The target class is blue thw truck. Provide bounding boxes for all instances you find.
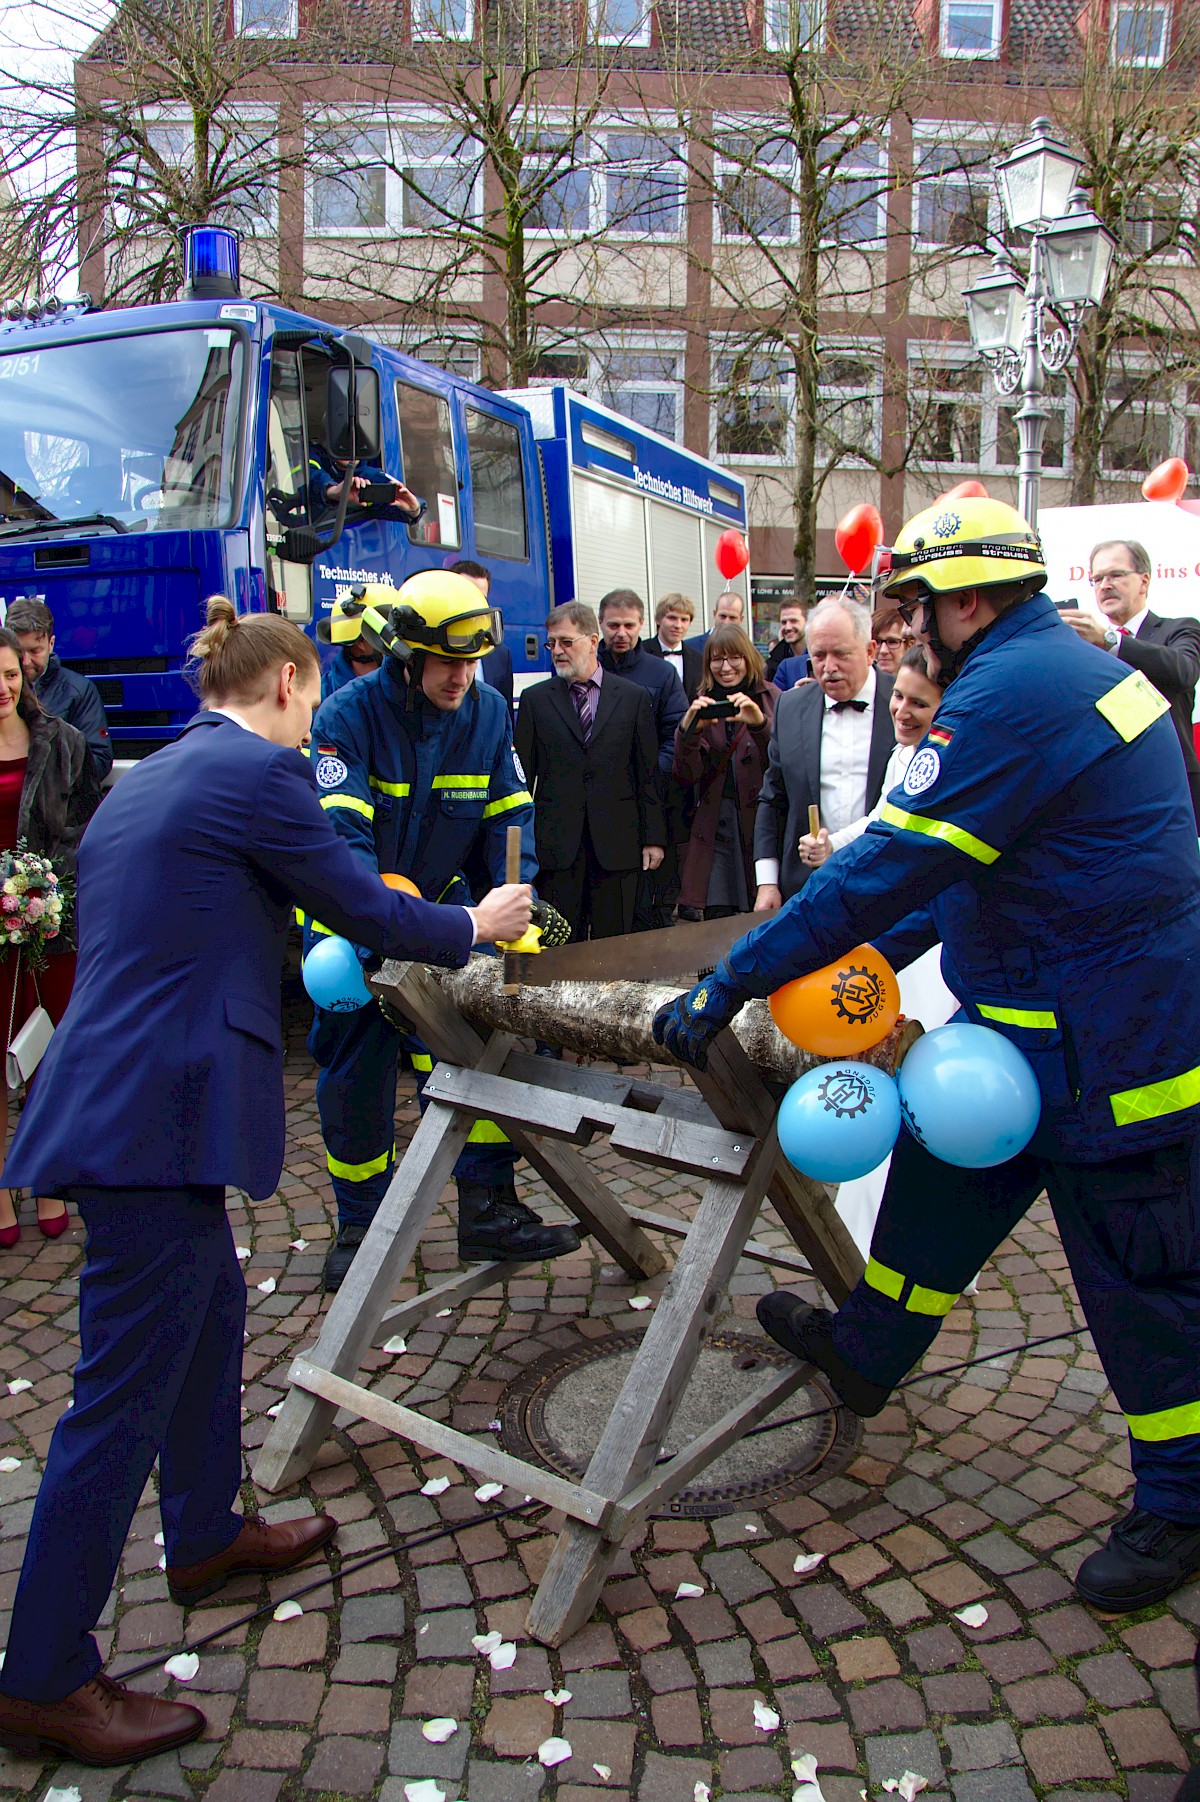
[0,227,748,756]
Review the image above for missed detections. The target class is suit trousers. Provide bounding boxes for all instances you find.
[539,826,639,942]
[0,1186,245,1703]
[310,1005,515,1230]
[831,1131,1200,1523]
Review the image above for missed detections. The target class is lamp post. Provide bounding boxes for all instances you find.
[964,117,1116,528]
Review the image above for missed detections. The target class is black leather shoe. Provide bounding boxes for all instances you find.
[457,1185,580,1263]
[323,1223,368,1293]
[1074,1506,1200,1612]
[756,1292,893,1418]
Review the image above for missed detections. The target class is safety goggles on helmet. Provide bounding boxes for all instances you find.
[316,593,404,658]
[393,603,502,659]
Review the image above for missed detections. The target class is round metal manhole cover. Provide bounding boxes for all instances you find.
[499,1330,861,1518]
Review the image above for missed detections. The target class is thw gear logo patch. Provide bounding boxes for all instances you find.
[903,747,941,796]
[315,755,348,789]
[818,1068,876,1118]
[831,963,887,1027]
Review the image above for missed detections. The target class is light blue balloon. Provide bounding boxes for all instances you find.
[777,1061,902,1184]
[898,1021,1041,1168]
[302,936,372,1012]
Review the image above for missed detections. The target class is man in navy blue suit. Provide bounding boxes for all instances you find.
[0,601,531,1769]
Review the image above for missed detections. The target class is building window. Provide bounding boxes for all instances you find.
[1102,375,1172,474]
[817,351,882,464]
[523,133,592,235]
[116,115,277,233]
[372,326,482,383]
[940,0,1001,56]
[528,349,591,386]
[713,350,794,462]
[764,0,824,52]
[996,374,1068,472]
[590,0,651,44]
[594,346,684,440]
[399,127,479,231]
[1112,3,1170,65]
[310,128,388,232]
[823,139,885,246]
[914,139,994,249]
[411,0,473,39]
[909,349,1071,474]
[604,132,684,236]
[234,0,296,34]
[714,128,793,241]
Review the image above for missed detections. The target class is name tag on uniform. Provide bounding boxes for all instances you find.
[1095,670,1170,743]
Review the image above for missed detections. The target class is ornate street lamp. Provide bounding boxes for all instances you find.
[964,121,1116,526]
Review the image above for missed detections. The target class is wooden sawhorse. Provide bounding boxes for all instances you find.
[254,962,864,1646]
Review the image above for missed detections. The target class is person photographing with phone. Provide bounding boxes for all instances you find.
[672,625,776,921]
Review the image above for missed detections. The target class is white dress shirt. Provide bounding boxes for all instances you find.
[829,739,913,851]
[1122,606,1149,639]
[819,665,877,836]
[657,637,685,684]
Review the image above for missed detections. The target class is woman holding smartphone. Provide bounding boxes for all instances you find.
[672,624,776,921]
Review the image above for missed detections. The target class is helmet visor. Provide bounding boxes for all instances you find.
[398,603,503,658]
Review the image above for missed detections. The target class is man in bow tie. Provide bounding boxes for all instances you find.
[752,595,896,908]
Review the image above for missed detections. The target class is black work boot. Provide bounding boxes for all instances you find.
[1074,1506,1200,1612]
[756,1293,893,1419]
[323,1223,368,1293]
[457,1183,580,1263]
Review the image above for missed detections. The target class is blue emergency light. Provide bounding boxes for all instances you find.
[182,225,241,300]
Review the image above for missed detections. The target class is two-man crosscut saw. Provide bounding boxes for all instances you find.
[502,911,759,988]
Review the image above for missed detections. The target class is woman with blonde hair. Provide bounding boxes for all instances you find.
[0,598,531,1770]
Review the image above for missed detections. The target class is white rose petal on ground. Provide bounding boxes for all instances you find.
[592,1764,611,1781]
[475,1482,503,1502]
[421,1476,450,1496]
[544,1689,572,1705]
[163,1653,199,1682]
[628,1296,652,1310]
[154,1532,166,1546]
[290,1239,308,1251]
[256,1277,276,1295]
[471,1631,502,1656]
[383,1336,408,1355]
[272,1600,303,1622]
[404,1783,445,1802]
[436,1308,452,1318]
[0,1457,21,1472]
[674,1583,704,1599]
[883,1783,898,1792]
[234,1246,251,1260]
[267,1403,283,1417]
[421,1718,458,1743]
[44,1788,84,1802]
[954,1604,989,1629]
[6,1379,31,1395]
[489,1641,517,1671]
[898,1773,929,1802]
[792,1551,825,1575]
[537,1737,572,1767]
[753,1700,780,1731]
[791,1751,828,1802]
[694,1785,711,1802]
[158,1554,167,1570]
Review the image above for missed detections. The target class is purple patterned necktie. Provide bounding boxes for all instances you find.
[570,680,594,742]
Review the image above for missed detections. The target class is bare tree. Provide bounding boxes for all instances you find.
[0,0,312,305]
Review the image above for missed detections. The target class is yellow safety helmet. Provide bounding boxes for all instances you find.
[874,497,1047,604]
[317,571,502,663]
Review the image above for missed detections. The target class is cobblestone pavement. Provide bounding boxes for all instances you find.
[1,988,1197,1802]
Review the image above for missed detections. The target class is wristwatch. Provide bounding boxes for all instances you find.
[1104,625,1121,650]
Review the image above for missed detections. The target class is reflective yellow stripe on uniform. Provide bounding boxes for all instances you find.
[410,1053,434,1072]
[1096,670,1170,743]
[483,790,533,820]
[320,793,375,820]
[1110,1063,1200,1128]
[978,1003,1058,1029]
[866,1255,957,1315]
[433,774,489,788]
[1125,1397,1200,1441]
[369,776,410,798]
[327,1143,396,1182]
[295,909,334,936]
[878,802,1000,866]
[467,1120,511,1144]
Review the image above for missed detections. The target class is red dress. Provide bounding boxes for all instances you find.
[0,757,77,1055]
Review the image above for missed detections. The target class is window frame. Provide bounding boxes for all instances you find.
[589,0,652,46]
[763,0,825,53]
[410,0,474,43]
[939,0,1002,59]
[233,0,297,36]
[816,343,884,467]
[710,341,796,466]
[907,343,1073,476]
[599,124,687,241]
[911,127,999,252]
[820,134,888,251]
[304,113,482,239]
[112,106,280,236]
[1111,1,1171,67]
[712,119,796,246]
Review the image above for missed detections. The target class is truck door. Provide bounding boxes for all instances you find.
[395,377,462,555]
[461,397,549,688]
[264,347,313,622]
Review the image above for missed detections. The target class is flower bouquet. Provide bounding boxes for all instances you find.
[0,843,70,970]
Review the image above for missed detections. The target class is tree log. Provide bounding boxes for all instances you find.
[374,955,917,1081]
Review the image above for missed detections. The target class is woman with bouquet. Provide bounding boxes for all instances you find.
[0,628,101,1245]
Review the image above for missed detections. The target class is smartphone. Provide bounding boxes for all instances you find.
[355,481,397,507]
[704,700,738,718]
[1053,599,1081,612]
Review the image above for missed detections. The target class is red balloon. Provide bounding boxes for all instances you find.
[1143,458,1189,502]
[715,529,749,580]
[834,504,884,575]
[944,479,989,501]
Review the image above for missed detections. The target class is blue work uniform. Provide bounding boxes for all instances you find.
[320,646,374,701]
[305,656,535,1227]
[307,445,425,524]
[722,592,1200,1521]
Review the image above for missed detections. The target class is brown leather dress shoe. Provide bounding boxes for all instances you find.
[0,1671,205,1766]
[166,1511,338,1607]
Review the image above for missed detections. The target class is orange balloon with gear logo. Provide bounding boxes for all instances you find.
[769,944,900,1056]
[381,873,422,897]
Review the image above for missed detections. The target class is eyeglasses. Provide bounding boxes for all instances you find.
[711,654,745,669]
[1088,570,1139,584]
[876,634,905,648]
[546,634,585,649]
[892,597,928,627]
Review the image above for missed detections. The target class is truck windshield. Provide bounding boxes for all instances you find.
[0,326,245,534]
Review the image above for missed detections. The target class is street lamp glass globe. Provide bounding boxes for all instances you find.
[964,257,1024,354]
[1041,192,1117,308]
[995,116,1083,232]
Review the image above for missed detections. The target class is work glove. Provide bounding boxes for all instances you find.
[652,962,749,1071]
[497,898,572,957]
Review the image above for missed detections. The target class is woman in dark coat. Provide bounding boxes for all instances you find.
[672,623,776,920]
[0,627,102,1242]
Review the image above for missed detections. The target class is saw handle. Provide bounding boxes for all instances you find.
[501,825,523,994]
[808,804,820,838]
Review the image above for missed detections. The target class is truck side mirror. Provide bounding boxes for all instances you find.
[327,365,382,464]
